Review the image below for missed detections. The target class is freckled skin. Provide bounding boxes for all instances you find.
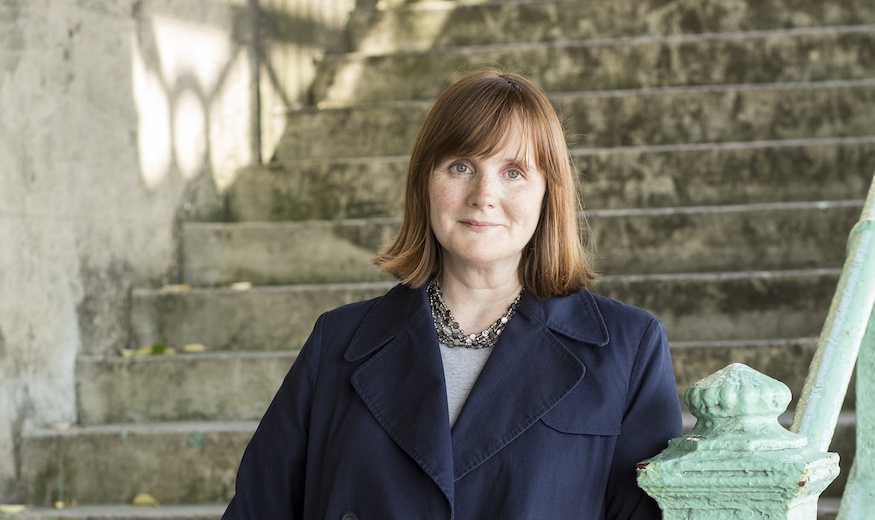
[428,129,546,279]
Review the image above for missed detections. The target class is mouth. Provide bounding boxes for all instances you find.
[460,220,498,230]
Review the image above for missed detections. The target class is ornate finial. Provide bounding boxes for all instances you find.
[675,363,805,451]
[637,363,840,519]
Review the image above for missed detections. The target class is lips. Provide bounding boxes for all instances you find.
[460,219,498,230]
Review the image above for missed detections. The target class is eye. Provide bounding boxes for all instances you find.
[450,163,470,174]
[506,169,523,180]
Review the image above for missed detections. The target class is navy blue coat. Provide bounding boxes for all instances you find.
[224,283,682,519]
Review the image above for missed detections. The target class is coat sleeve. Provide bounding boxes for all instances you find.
[222,315,325,519]
[605,317,682,520]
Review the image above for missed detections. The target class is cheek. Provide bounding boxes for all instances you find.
[515,189,546,228]
[429,193,447,222]
[429,181,458,217]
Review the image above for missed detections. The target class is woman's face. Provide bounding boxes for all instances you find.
[428,129,546,276]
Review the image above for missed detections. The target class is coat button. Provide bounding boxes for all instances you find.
[341,512,358,520]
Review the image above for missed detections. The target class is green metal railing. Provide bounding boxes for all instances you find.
[638,174,875,519]
[791,175,875,520]
[808,177,875,519]
[791,177,875,453]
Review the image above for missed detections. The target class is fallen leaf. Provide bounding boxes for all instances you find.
[0,504,30,514]
[230,282,252,291]
[133,343,176,356]
[182,343,208,353]
[131,493,160,506]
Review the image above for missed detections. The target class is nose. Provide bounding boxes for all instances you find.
[467,173,497,208]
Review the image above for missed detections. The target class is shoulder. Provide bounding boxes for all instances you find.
[522,288,661,348]
[319,282,420,320]
[586,291,661,331]
[311,283,427,357]
[585,291,667,356]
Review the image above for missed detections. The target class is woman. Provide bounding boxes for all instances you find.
[224,70,682,519]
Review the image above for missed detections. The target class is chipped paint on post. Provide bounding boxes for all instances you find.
[637,364,839,519]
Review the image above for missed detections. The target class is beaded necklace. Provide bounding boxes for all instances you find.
[427,279,524,349]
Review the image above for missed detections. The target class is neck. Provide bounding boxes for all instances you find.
[437,266,524,334]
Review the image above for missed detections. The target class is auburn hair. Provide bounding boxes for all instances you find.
[373,69,596,298]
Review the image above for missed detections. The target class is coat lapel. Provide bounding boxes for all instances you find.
[450,291,607,480]
[346,284,456,508]
[345,285,611,498]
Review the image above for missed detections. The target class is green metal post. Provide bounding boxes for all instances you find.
[637,364,839,519]
[791,178,875,453]
[836,318,875,520]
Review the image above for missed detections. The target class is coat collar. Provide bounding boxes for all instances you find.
[346,284,609,510]
[345,283,610,361]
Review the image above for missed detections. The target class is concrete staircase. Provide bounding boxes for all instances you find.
[17,0,875,517]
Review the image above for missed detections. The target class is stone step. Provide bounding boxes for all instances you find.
[8,505,225,519]
[130,282,393,352]
[78,337,848,425]
[76,351,296,424]
[20,421,252,506]
[130,269,839,352]
[312,25,875,106]
[19,412,856,506]
[276,79,875,160]
[181,219,395,287]
[593,269,839,343]
[347,0,875,54]
[182,200,860,287]
[229,136,875,221]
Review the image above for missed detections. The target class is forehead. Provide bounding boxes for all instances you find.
[447,116,538,167]
[481,126,536,167]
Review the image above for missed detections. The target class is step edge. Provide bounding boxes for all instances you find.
[327,22,875,61]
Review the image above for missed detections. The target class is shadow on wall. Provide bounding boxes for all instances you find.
[131,1,253,198]
[129,0,354,202]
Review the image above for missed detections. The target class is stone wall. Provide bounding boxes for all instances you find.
[0,0,361,503]
[0,0,353,499]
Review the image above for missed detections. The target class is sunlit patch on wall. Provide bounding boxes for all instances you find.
[152,15,230,94]
[132,33,171,190]
[131,14,232,190]
[173,90,206,179]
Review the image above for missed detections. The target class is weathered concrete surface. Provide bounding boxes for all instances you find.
[227,159,408,221]
[348,0,875,53]
[577,138,875,211]
[19,421,253,506]
[129,270,839,351]
[230,137,875,221]
[276,80,875,160]
[0,0,253,501]
[181,219,397,286]
[315,26,875,105]
[8,505,225,519]
[182,200,860,286]
[77,351,297,424]
[594,269,840,342]
[129,282,393,352]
